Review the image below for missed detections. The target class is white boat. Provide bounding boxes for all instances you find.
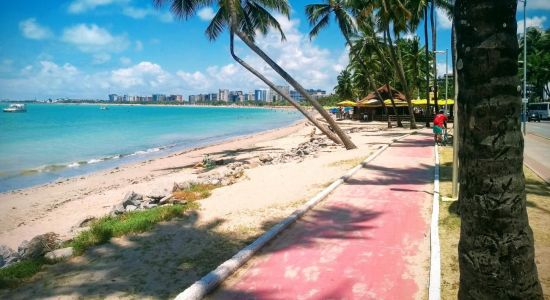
[3,104,26,113]
[100,106,108,110]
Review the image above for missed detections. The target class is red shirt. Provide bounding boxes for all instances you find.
[433,113,448,127]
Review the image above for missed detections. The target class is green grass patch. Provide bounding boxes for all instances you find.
[70,203,197,255]
[0,258,45,289]
[328,156,369,168]
[172,183,218,202]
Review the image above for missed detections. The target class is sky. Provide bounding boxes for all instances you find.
[0,0,549,100]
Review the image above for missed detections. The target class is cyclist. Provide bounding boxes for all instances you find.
[433,109,448,144]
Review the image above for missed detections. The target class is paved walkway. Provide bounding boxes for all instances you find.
[524,133,550,183]
[211,131,435,300]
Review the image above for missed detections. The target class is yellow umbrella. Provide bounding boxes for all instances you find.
[412,99,454,106]
[336,100,357,107]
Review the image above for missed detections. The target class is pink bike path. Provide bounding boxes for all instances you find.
[212,131,435,300]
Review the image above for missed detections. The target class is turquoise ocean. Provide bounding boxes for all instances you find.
[0,104,303,192]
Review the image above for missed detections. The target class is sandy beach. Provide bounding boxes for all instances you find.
[0,119,414,299]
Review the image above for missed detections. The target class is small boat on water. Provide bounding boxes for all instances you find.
[100,106,108,110]
[3,104,27,113]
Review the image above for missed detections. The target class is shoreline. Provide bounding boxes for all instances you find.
[0,107,305,193]
[0,119,309,248]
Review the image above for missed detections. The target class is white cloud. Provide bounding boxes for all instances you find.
[517,16,547,33]
[120,56,132,65]
[110,61,170,89]
[61,24,129,52]
[518,0,550,11]
[68,0,125,14]
[436,8,452,30]
[19,18,53,40]
[92,53,111,64]
[0,16,350,99]
[122,6,173,23]
[198,7,215,21]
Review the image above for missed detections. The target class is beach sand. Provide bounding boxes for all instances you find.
[0,119,414,299]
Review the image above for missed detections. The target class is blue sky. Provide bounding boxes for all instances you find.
[0,0,548,100]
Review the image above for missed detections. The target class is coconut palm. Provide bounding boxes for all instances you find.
[154,0,356,149]
[334,69,354,100]
[454,0,543,297]
[306,0,392,127]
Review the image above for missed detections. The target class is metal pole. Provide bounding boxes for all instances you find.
[445,49,448,114]
[523,0,527,135]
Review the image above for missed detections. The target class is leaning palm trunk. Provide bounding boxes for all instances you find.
[386,82,403,127]
[384,29,417,129]
[235,30,357,149]
[229,31,342,145]
[455,0,543,298]
[424,6,431,127]
[430,0,439,112]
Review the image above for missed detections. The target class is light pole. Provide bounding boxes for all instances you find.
[520,0,527,135]
[434,50,448,113]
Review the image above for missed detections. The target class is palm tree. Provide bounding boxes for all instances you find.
[454,0,543,297]
[306,0,393,127]
[154,0,357,149]
[334,69,354,100]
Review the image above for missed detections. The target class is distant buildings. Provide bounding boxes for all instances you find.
[108,86,327,104]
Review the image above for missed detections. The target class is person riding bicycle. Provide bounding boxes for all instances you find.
[433,109,448,144]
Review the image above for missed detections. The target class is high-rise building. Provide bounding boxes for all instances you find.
[108,94,118,102]
[254,89,267,102]
[152,94,166,102]
[169,94,183,102]
[218,89,229,102]
[268,85,290,102]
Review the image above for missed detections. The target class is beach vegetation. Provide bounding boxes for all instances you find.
[153,0,357,150]
[0,258,45,289]
[172,183,218,202]
[70,203,197,255]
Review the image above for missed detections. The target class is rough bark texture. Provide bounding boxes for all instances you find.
[234,31,357,150]
[229,31,343,145]
[455,0,543,298]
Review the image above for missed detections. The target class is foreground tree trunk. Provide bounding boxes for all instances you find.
[229,31,343,145]
[455,0,543,298]
[424,6,431,127]
[235,31,357,150]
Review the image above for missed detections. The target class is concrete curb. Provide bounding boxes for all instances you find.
[428,144,442,300]
[174,132,415,300]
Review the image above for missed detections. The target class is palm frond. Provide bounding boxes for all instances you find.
[308,14,331,40]
[205,5,227,40]
[154,0,215,20]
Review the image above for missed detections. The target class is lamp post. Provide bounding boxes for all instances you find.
[524,0,528,135]
[434,50,448,113]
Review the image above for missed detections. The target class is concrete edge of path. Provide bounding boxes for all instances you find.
[428,145,441,300]
[173,131,417,300]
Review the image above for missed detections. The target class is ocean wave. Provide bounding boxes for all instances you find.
[16,144,178,176]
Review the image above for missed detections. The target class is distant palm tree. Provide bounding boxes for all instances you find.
[154,0,356,149]
[334,69,354,100]
[454,0,543,297]
[306,0,391,127]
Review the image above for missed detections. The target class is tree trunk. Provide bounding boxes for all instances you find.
[431,0,439,112]
[344,35,389,128]
[387,82,403,127]
[455,0,543,298]
[424,6,431,127]
[385,28,417,129]
[234,31,357,150]
[229,30,343,145]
